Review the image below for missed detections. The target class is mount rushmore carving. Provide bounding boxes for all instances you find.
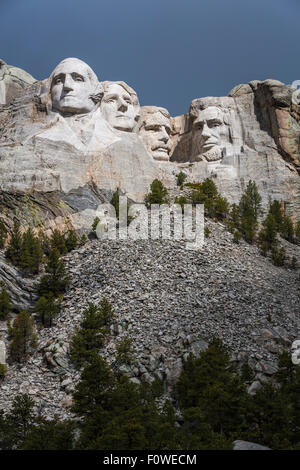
[0,57,299,230]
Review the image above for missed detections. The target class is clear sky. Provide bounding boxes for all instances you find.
[1,0,300,116]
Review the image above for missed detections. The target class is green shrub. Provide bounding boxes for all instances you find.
[116,336,136,365]
[295,222,300,245]
[204,226,211,238]
[177,171,187,187]
[92,216,100,234]
[79,234,88,246]
[271,247,286,267]
[0,363,7,379]
[233,230,241,244]
[174,196,189,211]
[291,256,297,269]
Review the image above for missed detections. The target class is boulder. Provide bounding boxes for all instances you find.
[233,440,271,450]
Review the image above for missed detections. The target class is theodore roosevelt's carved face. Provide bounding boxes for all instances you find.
[51,58,98,115]
[138,108,171,161]
[101,83,138,132]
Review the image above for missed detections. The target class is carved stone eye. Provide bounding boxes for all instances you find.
[72,73,84,82]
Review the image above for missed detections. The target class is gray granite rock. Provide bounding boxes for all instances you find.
[233,440,271,450]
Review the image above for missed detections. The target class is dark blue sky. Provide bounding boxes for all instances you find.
[1,0,300,116]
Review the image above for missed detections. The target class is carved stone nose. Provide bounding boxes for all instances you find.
[201,123,211,138]
[118,98,128,111]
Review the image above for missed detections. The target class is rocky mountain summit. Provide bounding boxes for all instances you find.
[0,219,299,420]
[0,57,299,236]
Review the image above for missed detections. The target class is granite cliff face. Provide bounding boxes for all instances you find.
[0,58,299,233]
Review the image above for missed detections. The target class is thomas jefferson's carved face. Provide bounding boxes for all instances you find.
[139,111,171,161]
[101,83,136,131]
[51,59,96,115]
[193,106,225,152]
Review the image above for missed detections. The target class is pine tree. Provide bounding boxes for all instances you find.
[50,229,67,255]
[65,229,78,252]
[295,221,300,245]
[92,216,100,234]
[213,195,230,220]
[238,182,262,244]
[230,203,241,230]
[22,419,75,450]
[1,393,36,449]
[72,353,116,419]
[177,171,187,187]
[72,355,178,450]
[0,283,12,320]
[19,227,43,275]
[249,381,293,449]
[177,338,249,437]
[9,311,37,362]
[201,178,218,199]
[271,246,286,266]
[144,179,169,206]
[116,336,135,365]
[5,220,22,266]
[259,213,277,251]
[38,248,70,297]
[111,189,133,226]
[280,216,294,242]
[239,180,262,220]
[0,220,7,248]
[38,229,51,256]
[269,200,284,231]
[111,189,120,219]
[34,294,61,327]
[70,300,114,367]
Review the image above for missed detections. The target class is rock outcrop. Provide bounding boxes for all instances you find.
[233,440,271,450]
[0,59,36,106]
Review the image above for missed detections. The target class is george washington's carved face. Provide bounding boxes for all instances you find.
[139,109,171,161]
[101,83,137,132]
[51,58,98,115]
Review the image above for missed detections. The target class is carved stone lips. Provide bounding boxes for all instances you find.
[203,140,217,148]
[153,146,168,152]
